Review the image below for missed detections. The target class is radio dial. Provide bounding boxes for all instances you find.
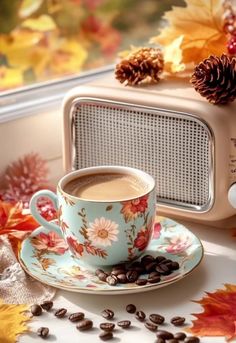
[228,183,236,208]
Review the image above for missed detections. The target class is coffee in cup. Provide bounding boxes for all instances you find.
[64,172,149,201]
[30,166,156,266]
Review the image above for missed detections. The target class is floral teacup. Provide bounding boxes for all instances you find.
[30,166,156,266]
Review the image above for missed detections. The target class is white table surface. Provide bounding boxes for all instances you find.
[20,220,236,343]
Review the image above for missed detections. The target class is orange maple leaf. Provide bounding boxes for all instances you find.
[188,284,236,341]
[0,301,31,343]
[0,201,39,235]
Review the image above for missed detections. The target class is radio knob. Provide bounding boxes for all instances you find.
[228,183,236,208]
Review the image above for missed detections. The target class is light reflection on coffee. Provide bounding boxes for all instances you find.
[63,172,148,201]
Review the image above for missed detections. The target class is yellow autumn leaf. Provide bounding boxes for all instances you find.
[164,35,185,73]
[0,67,23,91]
[21,15,57,32]
[0,30,44,70]
[19,0,44,18]
[0,301,31,343]
[150,0,227,72]
[50,39,88,74]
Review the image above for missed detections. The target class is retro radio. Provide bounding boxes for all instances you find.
[62,74,236,225]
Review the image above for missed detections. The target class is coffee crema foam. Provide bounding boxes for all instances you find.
[63,173,149,201]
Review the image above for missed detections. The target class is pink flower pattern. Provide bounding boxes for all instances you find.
[31,231,68,255]
[152,222,162,239]
[166,234,192,254]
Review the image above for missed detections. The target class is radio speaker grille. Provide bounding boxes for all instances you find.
[72,102,212,210]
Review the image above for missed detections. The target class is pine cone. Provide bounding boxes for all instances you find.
[115,47,164,86]
[191,54,236,104]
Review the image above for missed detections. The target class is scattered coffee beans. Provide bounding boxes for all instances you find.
[126,270,139,282]
[31,304,42,316]
[126,304,136,313]
[37,327,49,338]
[117,320,131,328]
[147,275,161,283]
[69,312,85,322]
[95,268,104,276]
[94,254,180,287]
[106,275,118,286]
[156,338,165,343]
[99,331,113,340]
[171,316,186,326]
[171,261,180,270]
[40,301,53,311]
[156,330,174,339]
[185,337,200,343]
[141,254,155,264]
[100,323,115,331]
[135,278,147,286]
[174,332,187,340]
[117,274,127,283]
[168,339,179,343]
[76,319,93,331]
[155,264,171,275]
[54,308,67,318]
[98,272,109,282]
[135,310,146,321]
[101,309,114,319]
[149,313,165,324]
[144,321,158,332]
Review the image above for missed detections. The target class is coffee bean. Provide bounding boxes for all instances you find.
[149,314,165,324]
[111,269,126,276]
[184,336,200,343]
[96,268,104,276]
[101,309,114,319]
[155,256,166,264]
[68,312,85,322]
[40,301,53,311]
[161,259,173,265]
[126,270,139,282]
[99,331,113,340]
[145,262,157,273]
[76,319,93,331]
[31,304,42,316]
[174,332,187,340]
[37,327,49,338]
[155,264,171,275]
[147,275,161,283]
[144,321,158,331]
[171,316,186,326]
[117,320,131,328]
[100,323,115,331]
[156,339,165,343]
[141,254,155,264]
[106,275,118,286]
[98,272,109,282]
[112,264,126,271]
[135,278,147,286]
[168,340,179,343]
[126,304,136,313]
[156,330,174,339]
[117,274,127,283]
[54,308,67,318]
[171,261,180,270]
[149,271,160,278]
[135,310,146,321]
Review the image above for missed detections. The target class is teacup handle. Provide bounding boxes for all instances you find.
[30,190,60,231]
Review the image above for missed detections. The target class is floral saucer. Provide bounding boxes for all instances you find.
[19,217,203,295]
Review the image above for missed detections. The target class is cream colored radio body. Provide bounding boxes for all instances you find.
[62,74,236,225]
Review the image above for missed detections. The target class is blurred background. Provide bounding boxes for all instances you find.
[0,0,184,91]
